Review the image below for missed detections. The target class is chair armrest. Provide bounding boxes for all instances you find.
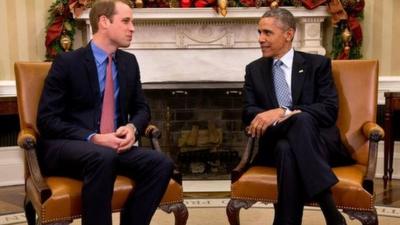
[361,122,384,193]
[362,121,384,142]
[17,128,37,150]
[144,124,161,151]
[144,124,182,185]
[17,128,51,203]
[231,128,256,183]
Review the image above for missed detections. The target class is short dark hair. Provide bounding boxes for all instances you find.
[261,8,296,32]
[89,0,133,34]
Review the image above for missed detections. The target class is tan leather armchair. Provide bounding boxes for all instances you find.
[226,60,384,225]
[15,62,188,225]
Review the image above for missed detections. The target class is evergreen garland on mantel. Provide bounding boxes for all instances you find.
[45,0,364,61]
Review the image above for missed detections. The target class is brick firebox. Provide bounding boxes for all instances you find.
[141,82,247,180]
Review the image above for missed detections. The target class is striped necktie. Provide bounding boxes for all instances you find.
[273,60,292,107]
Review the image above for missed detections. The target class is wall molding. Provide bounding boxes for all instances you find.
[0,146,24,186]
[0,142,399,186]
[2,75,400,100]
[377,75,400,104]
[0,81,16,97]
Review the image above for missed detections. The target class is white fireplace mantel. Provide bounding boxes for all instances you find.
[76,7,330,83]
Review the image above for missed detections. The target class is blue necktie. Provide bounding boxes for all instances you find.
[273,60,292,107]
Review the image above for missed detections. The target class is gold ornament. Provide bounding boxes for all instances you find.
[218,0,228,17]
[341,27,352,43]
[60,32,72,52]
[135,0,143,8]
[64,21,73,32]
[270,0,279,9]
[341,27,352,53]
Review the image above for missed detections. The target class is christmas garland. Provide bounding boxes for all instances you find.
[45,0,364,60]
[45,0,92,60]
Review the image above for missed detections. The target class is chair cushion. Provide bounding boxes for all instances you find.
[29,176,133,223]
[160,179,184,205]
[231,167,278,203]
[26,175,182,223]
[231,164,374,211]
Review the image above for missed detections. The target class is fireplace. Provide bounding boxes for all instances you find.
[76,7,330,179]
[139,82,244,179]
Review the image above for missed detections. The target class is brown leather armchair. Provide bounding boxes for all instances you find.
[226,60,384,225]
[15,62,188,225]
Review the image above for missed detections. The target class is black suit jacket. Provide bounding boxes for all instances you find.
[37,44,150,140]
[243,51,352,166]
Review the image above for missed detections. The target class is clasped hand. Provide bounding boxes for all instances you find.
[90,125,136,153]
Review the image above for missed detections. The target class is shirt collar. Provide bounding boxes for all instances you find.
[90,41,115,64]
[273,48,294,68]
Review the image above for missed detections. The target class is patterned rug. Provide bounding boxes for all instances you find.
[1,199,400,225]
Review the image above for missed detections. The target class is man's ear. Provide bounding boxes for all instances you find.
[98,15,110,29]
[285,28,295,42]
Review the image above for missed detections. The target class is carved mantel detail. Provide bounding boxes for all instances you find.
[76,7,329,83]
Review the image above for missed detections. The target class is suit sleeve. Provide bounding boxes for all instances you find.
[242,64,265,126]
[127,56,150,136]
[37,55,94,140]
[293,58,338,127]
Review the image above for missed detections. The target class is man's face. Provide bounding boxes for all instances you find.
[106,1,134,48]
[258,17,294,59]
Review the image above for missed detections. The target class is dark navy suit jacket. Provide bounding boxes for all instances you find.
[243,51,353,166]
[37,44,150,140]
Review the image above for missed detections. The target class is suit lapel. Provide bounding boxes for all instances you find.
[84,44,101,100]
[261,57,280,108]
[115,50,127,120]
[291,51,306,105]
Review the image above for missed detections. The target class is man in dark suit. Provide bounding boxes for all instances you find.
[243,8,353,225]
[37,1,173,225]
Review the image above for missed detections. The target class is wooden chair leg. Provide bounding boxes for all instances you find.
[160,202,189,225]
[226,199,257,225]
[24,197,36,225]
[226,199,241,225]
[343,208,378,225]
[24,197,71,225]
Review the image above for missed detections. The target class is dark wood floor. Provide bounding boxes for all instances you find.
[0,179,399,215]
